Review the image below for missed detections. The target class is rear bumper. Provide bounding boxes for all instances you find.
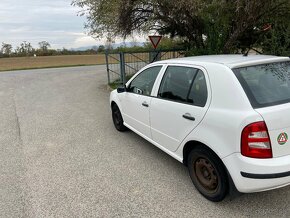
[241,171,290,179]
[223,153,290,193]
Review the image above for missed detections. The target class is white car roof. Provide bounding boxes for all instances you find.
[155,55,290,69]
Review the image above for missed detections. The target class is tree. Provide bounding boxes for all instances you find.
[72,0,290,54]
[1,43,13,56]
[38,41,51,52]
[105,37,115,50]
[15,41,34,56]
[260,15,290,56]
[97,45,105,53]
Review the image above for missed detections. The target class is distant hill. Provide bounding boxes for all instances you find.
[113,42,145,48]
[70,46,98,51]
[71,42,145,51]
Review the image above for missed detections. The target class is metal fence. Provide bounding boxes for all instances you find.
[106,49,185,85]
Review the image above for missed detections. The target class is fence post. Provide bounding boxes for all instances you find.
[173,51,176,59]
[120,52,126,85]
[149,50,161,63]
[105,50,111,84]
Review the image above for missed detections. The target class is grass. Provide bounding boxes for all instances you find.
[0,55,107,72]
[109,81,122,90]
[0,51,185,72]
[109,75,134,90]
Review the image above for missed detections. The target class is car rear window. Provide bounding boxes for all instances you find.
[233,61,290,108]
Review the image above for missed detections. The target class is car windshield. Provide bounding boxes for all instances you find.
[233,61,290,108]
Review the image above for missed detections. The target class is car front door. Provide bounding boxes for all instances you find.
[150,65,211,152]
[121,65,163,139]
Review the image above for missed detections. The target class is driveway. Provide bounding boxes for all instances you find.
[0,65,290,217]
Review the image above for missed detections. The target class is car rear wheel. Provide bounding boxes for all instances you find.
[112,104,127,132]
[187,147,228,202]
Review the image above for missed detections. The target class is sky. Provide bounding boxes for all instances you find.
[0,0,144,50]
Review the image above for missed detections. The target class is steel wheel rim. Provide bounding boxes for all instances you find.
[194,157,218,193]
[113,107,122,126]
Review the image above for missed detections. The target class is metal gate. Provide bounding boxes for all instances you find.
[106,49,185,85]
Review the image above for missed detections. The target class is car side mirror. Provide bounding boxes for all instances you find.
[117,85,127,93]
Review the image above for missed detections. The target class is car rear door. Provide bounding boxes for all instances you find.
[150,65,211,152]
[121,65,163,139]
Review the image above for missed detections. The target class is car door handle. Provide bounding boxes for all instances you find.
[142,102,149,107]
[182,113,195,121]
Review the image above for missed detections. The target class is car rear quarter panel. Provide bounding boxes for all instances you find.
[255,103,290,158]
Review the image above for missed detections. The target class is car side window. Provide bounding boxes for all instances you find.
[188,70,208,107]
[158,66,208,107]
[128,66,162,96]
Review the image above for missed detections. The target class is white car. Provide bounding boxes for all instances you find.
[110,55,290,201]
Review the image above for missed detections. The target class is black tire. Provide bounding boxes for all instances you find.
[187,147,228,202]
[111,104,127,132]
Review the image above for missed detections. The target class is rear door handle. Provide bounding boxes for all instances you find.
[182,113,195,121]
[142,102,149,107]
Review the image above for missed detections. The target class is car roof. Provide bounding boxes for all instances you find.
[155,54,290,69]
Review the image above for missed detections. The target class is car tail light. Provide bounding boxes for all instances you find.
[241,121,272,158]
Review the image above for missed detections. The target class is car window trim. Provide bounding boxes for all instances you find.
[152,95,206,107]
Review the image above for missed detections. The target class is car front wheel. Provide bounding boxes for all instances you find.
[187,147,228,202]
[111,104,127,132]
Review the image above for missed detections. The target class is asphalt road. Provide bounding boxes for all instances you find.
[1,65,290,217]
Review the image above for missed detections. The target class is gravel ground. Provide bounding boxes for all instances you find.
[1,65,290,217]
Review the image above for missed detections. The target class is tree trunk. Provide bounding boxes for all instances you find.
[223,29,243,53]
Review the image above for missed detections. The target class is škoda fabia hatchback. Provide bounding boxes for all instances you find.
[110,55,290,201]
